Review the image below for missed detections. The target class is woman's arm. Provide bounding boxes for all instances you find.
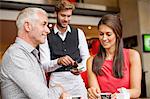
[87,56,101,98]
[129,49,142,98]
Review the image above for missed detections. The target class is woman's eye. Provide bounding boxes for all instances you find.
[106,32,112,36]
[99,32,104,36]
[107,34,112,36]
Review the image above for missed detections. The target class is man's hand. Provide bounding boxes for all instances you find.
[70,63,84,75]
[70,61,79,75]
[59,92,69,99]
[57,55,75,66]
[49,83,70,99]
[70,68,82,75]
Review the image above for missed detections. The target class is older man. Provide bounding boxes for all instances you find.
[0,7,66,99]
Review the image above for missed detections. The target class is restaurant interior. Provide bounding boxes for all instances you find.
[0,0,150,98]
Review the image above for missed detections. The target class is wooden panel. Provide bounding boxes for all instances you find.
[73,25,99,39]
[0,20,17,62]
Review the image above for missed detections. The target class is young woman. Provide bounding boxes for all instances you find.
[87,14,142,99]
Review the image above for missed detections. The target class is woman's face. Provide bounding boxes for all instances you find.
[98,24,116,50]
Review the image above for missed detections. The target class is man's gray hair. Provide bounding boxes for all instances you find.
[16,7,48,30]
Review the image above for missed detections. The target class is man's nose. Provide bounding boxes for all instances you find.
[45,26,50,34]
[64,16,68,21]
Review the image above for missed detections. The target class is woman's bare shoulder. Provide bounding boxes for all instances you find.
[129,49,140,57]
[128,49,141,63]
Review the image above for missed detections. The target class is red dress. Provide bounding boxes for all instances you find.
[97,48,130,93]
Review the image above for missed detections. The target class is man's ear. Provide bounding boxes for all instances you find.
[54,12,57,18]
[24,21,32,32]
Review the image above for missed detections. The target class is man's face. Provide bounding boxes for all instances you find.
[29,12,50,45]
[57,9,72,28]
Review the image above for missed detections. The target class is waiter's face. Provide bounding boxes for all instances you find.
[57,9,72,28]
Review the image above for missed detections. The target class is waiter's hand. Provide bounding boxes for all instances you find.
[70,68,82,75]
[70,62,83,75]
[57,55,75,66]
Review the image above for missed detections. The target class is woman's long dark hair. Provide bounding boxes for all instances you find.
[92,14,124,78]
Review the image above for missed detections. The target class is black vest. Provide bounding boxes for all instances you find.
[47,26,82,72]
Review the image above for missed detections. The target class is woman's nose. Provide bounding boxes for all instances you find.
[102,35,107,41]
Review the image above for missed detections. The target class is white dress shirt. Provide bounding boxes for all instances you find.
[39,25,90,72]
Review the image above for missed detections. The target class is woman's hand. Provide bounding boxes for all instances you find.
[110,93,117,99]
[110,87,130,99]
[88,87,101,99]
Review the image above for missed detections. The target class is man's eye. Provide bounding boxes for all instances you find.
[61,14,65,17]
[43,22,47,26]
[43,23,46,26]
[67,15,71,18]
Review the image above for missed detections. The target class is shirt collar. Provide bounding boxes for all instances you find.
[53,25,71,34]
[15,37,35,53]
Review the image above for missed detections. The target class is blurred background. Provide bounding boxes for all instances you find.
[0,0,150,98]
